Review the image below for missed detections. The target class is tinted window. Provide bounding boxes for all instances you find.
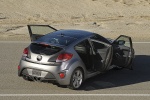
[116,36,130,48]
[74,40,91,54]
[29,25,56,35]
[36,35,77,46]
[91,34,110,44]
[92,41,106,50]
[30,43,62,55]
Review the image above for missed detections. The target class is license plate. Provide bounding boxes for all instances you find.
[32,70,41,76]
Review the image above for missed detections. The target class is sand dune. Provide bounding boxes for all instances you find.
[0,0,150,23]
[0,0,150,41]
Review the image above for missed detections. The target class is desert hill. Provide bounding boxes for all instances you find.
[0,0,150,41]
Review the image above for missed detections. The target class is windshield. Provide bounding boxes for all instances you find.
[36,34,77,46]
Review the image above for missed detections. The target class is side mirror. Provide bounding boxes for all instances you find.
[118,40,125,45]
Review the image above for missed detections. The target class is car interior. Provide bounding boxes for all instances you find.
[74,39,110,72]
[112,41,130,67]
[74,40,93,71]
[91,41,110,71]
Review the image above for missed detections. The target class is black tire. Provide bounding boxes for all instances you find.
[22,75,34,81]
[68,68,84,90]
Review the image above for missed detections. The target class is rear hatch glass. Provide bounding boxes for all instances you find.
[30,43,62,55]
[36,34,77,46]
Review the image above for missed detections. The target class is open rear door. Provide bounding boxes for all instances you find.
[91,39,113,72]
[112,35,134,69]
[27,25,57,41]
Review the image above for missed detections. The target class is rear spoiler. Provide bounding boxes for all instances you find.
[31,41,66,48]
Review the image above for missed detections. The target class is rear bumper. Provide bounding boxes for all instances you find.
[21,68,56,81]
[18,60,71,85]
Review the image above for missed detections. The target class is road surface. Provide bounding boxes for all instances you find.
[0,41,150,100]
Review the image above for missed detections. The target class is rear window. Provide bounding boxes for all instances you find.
[36,35,77,46]
[30,43,62,55]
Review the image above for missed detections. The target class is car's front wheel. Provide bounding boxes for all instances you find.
[68,68,83,90]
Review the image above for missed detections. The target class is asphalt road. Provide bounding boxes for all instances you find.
[0,41,150,100]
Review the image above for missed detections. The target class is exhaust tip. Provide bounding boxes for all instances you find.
[33,77,41,82]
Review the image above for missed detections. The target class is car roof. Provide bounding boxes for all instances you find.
[46,29,94,39]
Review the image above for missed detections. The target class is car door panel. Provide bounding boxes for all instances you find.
[112,35,134,69]
[113,48,129,67]
[97,48,109,61]
[90,40,113,72]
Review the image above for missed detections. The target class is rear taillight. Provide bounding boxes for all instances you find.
[56,53,73,62]
[23,47,28,55]
[18,65,20,70]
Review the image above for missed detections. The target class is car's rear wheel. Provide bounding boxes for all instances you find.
[22,75,34,81]
[68,68,83,90]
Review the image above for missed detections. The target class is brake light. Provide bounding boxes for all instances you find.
[40,42,49,47]
[23,48,28,55]
[18,65,20,70]
[59,72,65,79]
[56,53,73,62]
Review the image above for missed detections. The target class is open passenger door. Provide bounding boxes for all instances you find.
[112,35,134,69]
[27,25,57,41]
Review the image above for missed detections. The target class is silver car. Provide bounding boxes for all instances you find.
[18,25,135,90]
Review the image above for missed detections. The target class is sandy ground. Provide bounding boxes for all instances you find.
[0,0,150,41]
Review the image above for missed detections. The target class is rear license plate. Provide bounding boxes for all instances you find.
[32,70,41,76]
